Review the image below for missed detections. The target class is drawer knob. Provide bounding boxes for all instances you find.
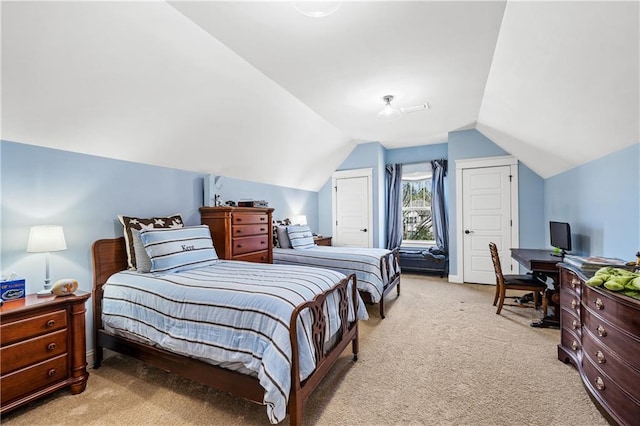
[261,241,265,244]
[595,376,605,391]
[571,299,578,309]
[237,244,243,248]
[571,319,579,329]
[570,278,580,288]
[596,350,606,364]
[594,298,604,310]
[260,217,266,221]
[571,340,579,351]
[48,368,57,377]
[260,228,266,232]
[46,319,56,328]
[47,343,57,351]
[596,325,607,337]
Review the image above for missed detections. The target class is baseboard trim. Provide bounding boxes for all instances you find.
[448,274,462,283]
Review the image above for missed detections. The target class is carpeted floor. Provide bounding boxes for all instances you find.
[1,274,608,425]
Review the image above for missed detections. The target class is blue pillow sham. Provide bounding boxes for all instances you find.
[140,225,218,274]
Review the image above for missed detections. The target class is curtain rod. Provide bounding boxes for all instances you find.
[385,158,446,166]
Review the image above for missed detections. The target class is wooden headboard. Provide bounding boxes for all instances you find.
[91,237,127,335]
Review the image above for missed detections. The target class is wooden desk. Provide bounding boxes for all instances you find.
[510,248,562,328]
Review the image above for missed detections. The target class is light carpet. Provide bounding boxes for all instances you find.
[1,274,607,425]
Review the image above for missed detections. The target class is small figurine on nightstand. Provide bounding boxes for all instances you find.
[52,278,78,296]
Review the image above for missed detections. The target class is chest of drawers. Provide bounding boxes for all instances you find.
[557,265,640,425]
[0,292,90,414]
[200,206,274,263]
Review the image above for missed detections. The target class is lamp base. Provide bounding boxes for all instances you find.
[37,288,53,297]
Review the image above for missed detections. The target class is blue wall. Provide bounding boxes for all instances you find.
[447,130,545,276]
[545,143,639,259]
[1,140,318,351]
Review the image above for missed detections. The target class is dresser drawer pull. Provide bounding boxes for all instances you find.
[594,298,604,310]
[596,325,607,337]
[595,376,605,391]
[571,319,579,329]
[47,343,57,351]
[259,217,266,221]
[570,278,580,289]
[571,299,578,309]
[571,340,579,351]
[48,368,57,377]
[596,350,606,364]
[260,228,266,232]
[236,244,243,248]
[46,319,56,328]
[260,241,265,244]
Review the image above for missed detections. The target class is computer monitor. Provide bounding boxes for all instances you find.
[550,221,572,256]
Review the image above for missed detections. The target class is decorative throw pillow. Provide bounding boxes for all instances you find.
[276,225,292,249]
[287,225,316,250]
[131,230,152,273]
[140,225,218,274]
[118,214,184,270]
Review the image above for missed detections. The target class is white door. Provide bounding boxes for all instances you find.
[332,169,373,247]
[462,165,514,284]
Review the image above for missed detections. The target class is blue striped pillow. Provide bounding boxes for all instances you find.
[140,225,218,274]
[287,225,317,250]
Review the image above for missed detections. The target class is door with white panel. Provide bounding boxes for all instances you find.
[332,169,373,247]
[462,165,514,284]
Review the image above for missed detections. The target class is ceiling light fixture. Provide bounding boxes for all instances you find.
[293,1,343,18]
[377,95,430,122]
[377,95,402,122]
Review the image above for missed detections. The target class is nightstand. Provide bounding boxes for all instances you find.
[0,291,90,414]
[314,236,332,246]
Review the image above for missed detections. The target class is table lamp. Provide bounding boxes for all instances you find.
[27,225,67,297]
[295,215,308,226]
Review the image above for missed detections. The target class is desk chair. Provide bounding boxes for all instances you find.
[489,242,548,315]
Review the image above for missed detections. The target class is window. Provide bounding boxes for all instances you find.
[402,162,434,245]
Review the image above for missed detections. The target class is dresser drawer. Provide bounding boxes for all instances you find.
[582,308,640,372]
[582,354,640,423]
[1,354,68,404]
[232,235,269,256]
[560,326,582,355]
[231,213,269,225]
[582,328,640,401]
[583,285,640,335]
[560,307,581,336]
[232,224,269,238]
[0,329,68,375]
[560,287,581,315]
[233,250,270,263]
[561,268,583,296]
[1,309,67,346]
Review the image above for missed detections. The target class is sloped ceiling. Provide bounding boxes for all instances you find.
[2,1,638,191]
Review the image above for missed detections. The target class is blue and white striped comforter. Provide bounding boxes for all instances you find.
[102,260,368,424]
[273,247,399,303]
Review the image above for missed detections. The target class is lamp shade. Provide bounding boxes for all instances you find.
[377,95,402,122]
[295,215,308,226]
[27,226,67,253]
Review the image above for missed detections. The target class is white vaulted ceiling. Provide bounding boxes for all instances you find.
[1,1,638,190]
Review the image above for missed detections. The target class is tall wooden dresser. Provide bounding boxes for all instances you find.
[557,264,640,425]
[0,291,90,414]
[200,206,274,263]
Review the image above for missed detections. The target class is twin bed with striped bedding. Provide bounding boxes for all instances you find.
[92,234,367,425]
[273,246,401,318]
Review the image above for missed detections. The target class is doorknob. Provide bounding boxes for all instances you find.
[464,230,473,234]
[360,228,367,232]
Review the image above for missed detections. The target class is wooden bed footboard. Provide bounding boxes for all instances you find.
[378,247,401,319]
[91,237,359,426]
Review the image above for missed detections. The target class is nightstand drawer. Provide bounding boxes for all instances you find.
[232,224,269,237]
[1,309,67,346]
[232,235,269,256]
[231,213,269,225]
[1,354,68,404]
[1,329,68,375]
